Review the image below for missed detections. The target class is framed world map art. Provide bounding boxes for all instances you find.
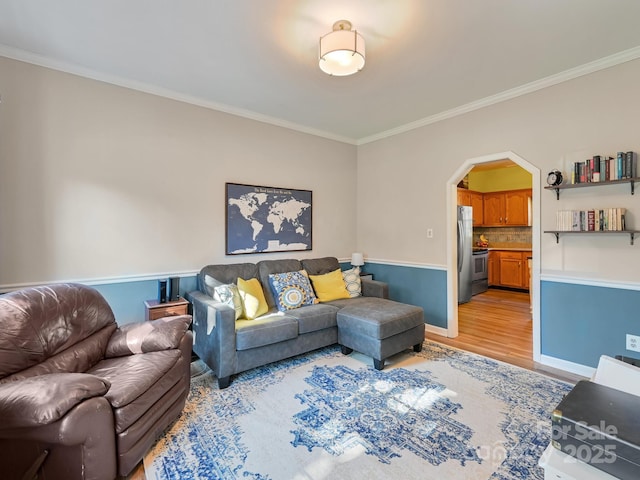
[225,183,312,255]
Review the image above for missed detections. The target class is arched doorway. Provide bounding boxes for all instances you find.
[446,151,541,362]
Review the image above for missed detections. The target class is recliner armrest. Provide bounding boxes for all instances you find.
[361,279,389,299]
[0,373,110,430]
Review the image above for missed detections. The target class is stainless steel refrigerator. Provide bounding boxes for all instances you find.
[457,206,473,304]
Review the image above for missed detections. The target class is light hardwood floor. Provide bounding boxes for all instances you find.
[430,288,533,368]
[429,288,583,383]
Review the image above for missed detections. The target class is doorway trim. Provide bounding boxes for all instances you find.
[446,150,541,363]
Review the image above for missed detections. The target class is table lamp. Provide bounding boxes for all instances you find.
[351,252,364,273]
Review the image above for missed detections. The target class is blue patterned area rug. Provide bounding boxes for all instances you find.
[144,341,572,480]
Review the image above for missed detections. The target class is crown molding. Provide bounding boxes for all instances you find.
[0,45,358,145]
[357,45,640,145]
[2,43,640,146]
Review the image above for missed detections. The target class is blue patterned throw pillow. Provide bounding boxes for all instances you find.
[268,270,318,311]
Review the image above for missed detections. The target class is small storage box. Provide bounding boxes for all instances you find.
[551,380,640,480]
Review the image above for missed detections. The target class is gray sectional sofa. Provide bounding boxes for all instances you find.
[187,256,425,388]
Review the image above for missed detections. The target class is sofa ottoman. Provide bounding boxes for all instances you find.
[336,297,425,369]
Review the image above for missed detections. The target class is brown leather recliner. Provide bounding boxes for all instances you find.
[0,283,193,480]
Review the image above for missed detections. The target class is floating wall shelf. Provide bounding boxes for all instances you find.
[544,177,639,200]
[544,230,640,245]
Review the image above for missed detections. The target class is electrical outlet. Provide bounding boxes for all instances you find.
[427,229,434,238]
[626,334,640,353]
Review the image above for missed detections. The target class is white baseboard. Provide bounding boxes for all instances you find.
[539,354,596,378]
[425,323,448,337]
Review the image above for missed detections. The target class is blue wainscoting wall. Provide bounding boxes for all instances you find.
[97,263,448,328]
[12,266,638,374]
[68,269,640,374]
[356,262,448,329]
[540,280,640,368]
[93,275,197,325]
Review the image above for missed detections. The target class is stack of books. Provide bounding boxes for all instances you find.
[555,208,626,231]
[571,151,636,184]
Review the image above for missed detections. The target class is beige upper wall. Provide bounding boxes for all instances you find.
[0,57,357,286]
[3,55,640,286]
[357,58,640,283]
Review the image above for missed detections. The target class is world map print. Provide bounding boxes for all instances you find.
[226,183,312,254]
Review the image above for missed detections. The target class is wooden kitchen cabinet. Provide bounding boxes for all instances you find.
[488,250,531,290]
[482,189,531,226]
[504,190,529,225]
[457,188,471,206]
[470,191,484,226]
[499,252,524,288]
[488,251,500,286]
[483,193,504,226]
[457,188,484,226]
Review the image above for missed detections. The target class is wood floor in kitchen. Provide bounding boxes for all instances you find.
[430,287,534,367]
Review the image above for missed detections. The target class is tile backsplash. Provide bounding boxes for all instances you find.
[473,226,531,247]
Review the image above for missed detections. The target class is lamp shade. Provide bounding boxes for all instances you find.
[351,252,364,267]
[319,20,365,76]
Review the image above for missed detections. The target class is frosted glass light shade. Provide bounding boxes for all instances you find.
[319,21,365,76]
[351,252,364,267]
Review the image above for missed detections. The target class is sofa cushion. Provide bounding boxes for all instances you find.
[257,259,303,308]
[283,304,339,334]
[235,314,299,350]
[337,297,424,340]
[199,263,258,297]
[110,355,185,434]
[268,270,317,311]
[309,269,351,302]
[105,315,192,358]
[237,278,269,320]
[301,257,341,276]
[88,350,181,408]
[342,267,362,298]
[213,284,243,320]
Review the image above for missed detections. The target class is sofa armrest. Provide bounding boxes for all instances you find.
[105,315,192,358]
[187,290,236,334]
[0,373,110,430]
[186,290,238,379]
[361,279,389,299]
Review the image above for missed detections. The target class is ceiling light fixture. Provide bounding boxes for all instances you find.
[319,20,365,76]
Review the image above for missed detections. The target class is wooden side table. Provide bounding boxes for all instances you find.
[144,298,190,321]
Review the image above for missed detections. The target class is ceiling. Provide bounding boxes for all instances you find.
[1,1,640,144]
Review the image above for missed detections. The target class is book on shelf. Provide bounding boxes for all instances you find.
[625,151,637,179]
[555,208,626,232]
[568,151,636,184]
[617,152,624,179]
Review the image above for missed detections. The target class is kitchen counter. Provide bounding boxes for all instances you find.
[487,247,532,252]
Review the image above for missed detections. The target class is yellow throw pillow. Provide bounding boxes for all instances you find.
[237,277,268,320]
[309,269,351,302]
